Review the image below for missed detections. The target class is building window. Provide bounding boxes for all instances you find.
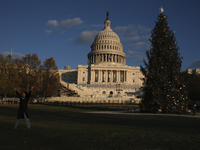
[133,79,135,83]
[95,71,98,82]
[133,73,135,75]
[83,78,85,81]
[120,72,123,82]
[102,91,106,94]
[102,71,105,82]
[108,71,110,82]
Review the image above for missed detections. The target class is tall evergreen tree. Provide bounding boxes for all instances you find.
[141,7,188,112]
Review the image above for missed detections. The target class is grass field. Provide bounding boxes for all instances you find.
[0,104,200,150]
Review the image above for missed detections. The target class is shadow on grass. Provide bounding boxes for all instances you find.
[43,103,137,111]
[1,105,200,150]
[28,105,200,131]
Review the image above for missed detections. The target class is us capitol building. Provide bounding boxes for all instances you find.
[59,13,143,97]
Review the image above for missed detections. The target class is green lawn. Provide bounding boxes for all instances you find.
[0,105,200,150]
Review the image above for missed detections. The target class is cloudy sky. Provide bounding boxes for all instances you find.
[0,0,199,71]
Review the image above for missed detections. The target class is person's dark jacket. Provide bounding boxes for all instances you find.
[15,90,32,119]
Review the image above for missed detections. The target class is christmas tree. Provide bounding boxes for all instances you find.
[141,7,188,113]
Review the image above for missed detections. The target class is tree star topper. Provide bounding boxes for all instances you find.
[159,7,164,13]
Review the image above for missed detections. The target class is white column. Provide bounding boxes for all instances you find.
[126,71,128,83]
[117,71,120,82]
[124,70,126,83]
[99,54,100,62]
[91,70,94,83]
[110,71,113,83]
[105,70,107,82]
[99,70,102,82]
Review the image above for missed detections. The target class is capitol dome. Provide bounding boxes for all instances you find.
[88,12,126,66]
[94,18,121,44]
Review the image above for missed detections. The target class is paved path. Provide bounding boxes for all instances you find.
[85,111,200,118]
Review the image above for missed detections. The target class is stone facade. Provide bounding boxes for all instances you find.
[59,13,143,97]
[59,68,77,83]
[185,69,200,75]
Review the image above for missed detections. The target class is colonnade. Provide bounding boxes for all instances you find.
[92,44,121,51]
[88,53,126,65]
[90,70,128,83]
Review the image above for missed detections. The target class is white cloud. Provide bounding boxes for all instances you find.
[75,30,99,46]
[113,24,150,46]
[126,50,134,54]
[125,42,150,56]
[59,18,83,28]
[1,52,24,59]
[188,61,200,69]
[131,42,145,47]
[125,41,150,62]
[126,54,144,62]
[124,35,150,42]
[126,50,143,55]
[44,29,52,34]
[44,17,83,34]
[113,26,128,35]
[90,24,104,28]
[114,24,150,37]
[137,24,151,34]
[45,20,58,27]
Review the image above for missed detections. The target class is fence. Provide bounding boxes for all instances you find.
[0,96,141,105]
[0,97,19,104]
[43,97,141,106]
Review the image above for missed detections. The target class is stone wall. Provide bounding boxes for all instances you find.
[44,96,141,104]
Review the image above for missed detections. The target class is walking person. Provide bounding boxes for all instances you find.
[14,86,34,129]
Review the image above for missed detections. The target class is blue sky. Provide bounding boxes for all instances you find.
[0,0,199,71]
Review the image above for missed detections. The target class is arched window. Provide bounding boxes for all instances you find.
[102,91,106,94]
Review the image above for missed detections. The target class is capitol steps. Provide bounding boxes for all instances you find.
[61,81,99,97]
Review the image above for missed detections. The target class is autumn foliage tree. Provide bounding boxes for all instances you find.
[41,57,61,97]
[0,53,61,98]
